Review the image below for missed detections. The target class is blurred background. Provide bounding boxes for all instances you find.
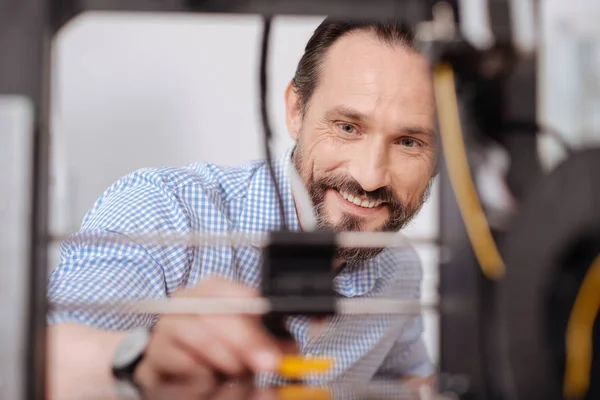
[46,0,600,370]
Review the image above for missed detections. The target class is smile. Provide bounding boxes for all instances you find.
[337,189,384,209]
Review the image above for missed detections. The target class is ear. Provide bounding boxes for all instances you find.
[284,81,302,141]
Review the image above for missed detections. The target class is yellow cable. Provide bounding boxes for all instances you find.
[432,63,506,280]
[433,62,600,397]
[564,254,600,399]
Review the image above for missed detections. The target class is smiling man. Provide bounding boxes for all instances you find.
[47,17,437,398]
[288,22,436,261]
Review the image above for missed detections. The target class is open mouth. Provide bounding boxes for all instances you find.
[337,189,385,209]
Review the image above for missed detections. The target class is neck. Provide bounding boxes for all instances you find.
[293,196,345,273]
[333,258,346,272]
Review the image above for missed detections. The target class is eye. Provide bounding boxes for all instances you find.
[399,138,419,148]
[337,123,358,135]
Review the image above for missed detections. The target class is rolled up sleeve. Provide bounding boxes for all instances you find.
[47,168,194,330]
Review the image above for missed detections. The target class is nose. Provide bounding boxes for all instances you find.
[348,139,392,192]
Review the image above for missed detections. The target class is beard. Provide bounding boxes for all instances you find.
[291,144,431,265]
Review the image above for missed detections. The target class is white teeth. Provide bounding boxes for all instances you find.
[337,189,383,209]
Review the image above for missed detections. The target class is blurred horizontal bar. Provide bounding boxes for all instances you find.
[50,296,438,316]
[48,231,440,249]
[61,0,432,23]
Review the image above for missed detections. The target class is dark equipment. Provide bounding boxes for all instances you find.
[262,231,337,339]
[500,148,600,400]
[1,1,600,400]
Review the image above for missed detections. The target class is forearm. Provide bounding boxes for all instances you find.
[47,323,126,400]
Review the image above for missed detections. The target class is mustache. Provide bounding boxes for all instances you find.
[313,174,400,205]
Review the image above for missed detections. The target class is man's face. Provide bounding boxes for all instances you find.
[285,31,437,264]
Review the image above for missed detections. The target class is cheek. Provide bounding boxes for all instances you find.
[323,189,344,223]
[302,133,348,174]
[392,158,434,201]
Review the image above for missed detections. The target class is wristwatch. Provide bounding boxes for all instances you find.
[112,328,151,383]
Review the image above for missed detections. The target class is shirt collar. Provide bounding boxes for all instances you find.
[241,146,381,296]
[238,147,299,233]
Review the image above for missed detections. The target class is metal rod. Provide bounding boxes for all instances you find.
[73,0,431,21]
[50,297,438,316]
[48,231,440,249]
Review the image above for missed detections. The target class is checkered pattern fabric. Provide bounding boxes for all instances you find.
[48,147,434,383]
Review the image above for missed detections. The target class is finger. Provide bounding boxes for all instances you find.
[251,387,279,400]
[210,381,255,400]
[203,315,281,373]
[133,360,158,393]
[146,339,215,385]
[170,317,247,377]
[142,381,216,400]
[134,361,213,400]
[277,338,299,355]
[201,285,283,373]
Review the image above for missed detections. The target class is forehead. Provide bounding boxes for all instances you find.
[312,30,434,124]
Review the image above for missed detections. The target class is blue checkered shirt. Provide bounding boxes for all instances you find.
[48,148,433,384]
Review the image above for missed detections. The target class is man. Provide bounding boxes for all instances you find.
[47,17,437,399]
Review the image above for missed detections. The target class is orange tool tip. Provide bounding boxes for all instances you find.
[278,355,333,379]
[277,385,331,400]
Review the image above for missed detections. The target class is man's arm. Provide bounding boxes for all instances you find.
[47,168,194,397]
[47,324,127,400]
[46,168,287,400]
[48,283,284,400]
[48,167,200,327]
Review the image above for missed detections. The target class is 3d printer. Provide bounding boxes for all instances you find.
[1,1,599,400]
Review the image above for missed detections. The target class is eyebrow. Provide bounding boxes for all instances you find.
[325,106,366,123]
[404,125,436,138]
[325,105,436,138]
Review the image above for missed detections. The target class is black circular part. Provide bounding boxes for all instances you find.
[500,148,600,400]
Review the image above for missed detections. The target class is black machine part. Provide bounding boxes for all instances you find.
[500,148,600,400]
[433,40,538,400]
[261,231,337,338]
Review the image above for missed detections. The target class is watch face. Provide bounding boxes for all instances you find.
[113,328,151,370]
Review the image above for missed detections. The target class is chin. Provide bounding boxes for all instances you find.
[321,213,386,233]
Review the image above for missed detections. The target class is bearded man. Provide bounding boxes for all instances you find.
[47,17,437,398]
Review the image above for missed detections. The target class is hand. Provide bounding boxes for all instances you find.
[402,374,437,392]
[133,277,290,395]
[138,380,278,400]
